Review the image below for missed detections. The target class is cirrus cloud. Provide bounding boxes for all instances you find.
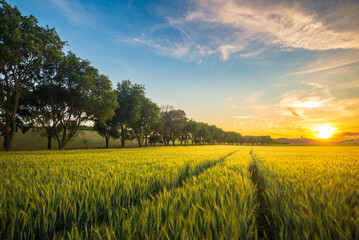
[130,0,359,61]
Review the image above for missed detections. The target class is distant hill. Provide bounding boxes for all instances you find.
[274,137,325,144]
[337,138,359,144]
[274,137,359,145]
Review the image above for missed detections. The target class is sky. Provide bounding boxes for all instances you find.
[8,0,359,140]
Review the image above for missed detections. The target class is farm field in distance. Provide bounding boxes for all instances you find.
[1,145,358,239]
[0,130,140,151]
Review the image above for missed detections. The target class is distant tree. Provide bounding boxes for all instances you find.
[185,119,198,145]
[114,80,145,148]
[226,131,241,145]
[0,0,64,150]
[197,122,209,145]
[161,106,186,146]
[132,97,161,147]
[214,127,226,144]
[148,129,163,146]
[180,120,191,145]
[244,135,255,145]
[169,110,186,146]
[146,120,163,147]
[93,117,119,148]
[160,105,173,146]
[259,135,272,145]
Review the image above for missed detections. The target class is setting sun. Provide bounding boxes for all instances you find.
[315,124,336,139]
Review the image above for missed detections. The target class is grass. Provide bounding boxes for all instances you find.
[0,145,358,239]
[251,146,359,240]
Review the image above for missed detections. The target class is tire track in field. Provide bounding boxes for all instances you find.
[54,151,238,239]
[145,150,238,202]
[249,150,275,240]
[126,151,238,208]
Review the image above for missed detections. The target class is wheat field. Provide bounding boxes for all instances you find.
[1,146,358,239]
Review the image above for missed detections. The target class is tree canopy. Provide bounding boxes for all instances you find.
[0,0,64,150]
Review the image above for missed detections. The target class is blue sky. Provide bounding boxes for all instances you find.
[8,0,359,139]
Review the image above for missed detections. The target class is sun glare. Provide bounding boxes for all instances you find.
[315,124,336,139]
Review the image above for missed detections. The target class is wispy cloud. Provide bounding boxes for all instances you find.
[131,0,359,61]
[278,81,359,119]
[287,50,359,76]
[218,45,244,60]
[232,115,254,119]
[50,0,93,25]
[132,37,192,59]
[186,0,359,51]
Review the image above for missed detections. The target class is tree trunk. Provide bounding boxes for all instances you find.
[58,128,67,150]
[47,135,52,150]
[3,133,14,151]
[172,140,175,146]
[105,137,109,148]
[138,139,142,147]
[4,84,20,151]
[121,139,125,148]
[145,137,148,147]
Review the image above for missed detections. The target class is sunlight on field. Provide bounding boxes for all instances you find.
[252,146,359,240]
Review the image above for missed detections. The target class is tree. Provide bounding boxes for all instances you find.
[197,122,209,145]
[180,120,191,145]
[22,84,61,150]
[169,109,186,146]
[213,127,225,144]
[131,97,161,147]
[114,80,145,148]
[148,131,162,146]
[160,105,173,146]
[21,47,65,150]
[160,106,186,146]
[93,117,119,148]
[0,0,64,150]
[185,119,198,145]
[31,52,117,150]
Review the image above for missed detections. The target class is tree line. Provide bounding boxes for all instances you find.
[0,1,272,151]
[93,83,272,149]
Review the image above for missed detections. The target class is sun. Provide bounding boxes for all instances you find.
[314,124,336,139]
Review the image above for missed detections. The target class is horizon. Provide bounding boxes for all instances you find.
[9,0,359,141]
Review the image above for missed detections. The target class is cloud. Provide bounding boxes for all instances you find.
[131,0,359,61]
[287,50,359,76]
[50,0,93,25]
[278,81,359,119]
[232,115,254,119]
[187,0,359,51]
[132,37,191,58]
[243,90,266,105]
[218,45,244,60]
[339,132,359,136]
[287,107,301,118]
